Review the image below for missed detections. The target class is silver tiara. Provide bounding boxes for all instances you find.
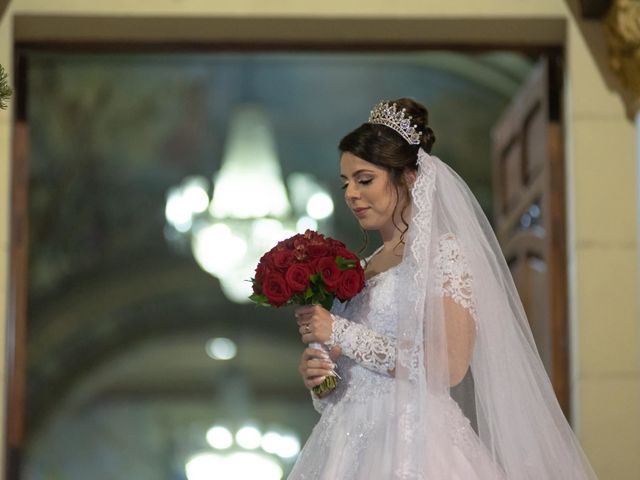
[367,101,422,145]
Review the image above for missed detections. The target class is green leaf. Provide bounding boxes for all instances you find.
[321,295,334,310]
[318,283,329,297]
[336,256,356,271]
[248,293,270,306]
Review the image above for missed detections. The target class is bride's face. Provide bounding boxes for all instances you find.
[340,152,403,232]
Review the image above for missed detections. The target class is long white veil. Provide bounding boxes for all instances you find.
[391,149,598,479]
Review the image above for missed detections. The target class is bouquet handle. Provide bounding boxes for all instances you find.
[309,342,339,397]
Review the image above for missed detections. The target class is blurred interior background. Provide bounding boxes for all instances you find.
[23,51,535,479]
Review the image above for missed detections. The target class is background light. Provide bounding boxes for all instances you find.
[227,452,282,480]
[191,223,247,277]
[219,273,255,304]
[206,426,233,450]
[235,425,262,450]
[261,431,282,455]
[182,176,210,214]
[261,430,301,459]
[306,191,334,220]
[276,434,300,459]
[296,216,318,232]
[165,187,193,232]
[185,453,225,480]
[205,338,237,361]
[185,451,283,480]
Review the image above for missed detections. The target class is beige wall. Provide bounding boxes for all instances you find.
[0,5,12,476]
[1,1,638,479]
[565,15,640,479]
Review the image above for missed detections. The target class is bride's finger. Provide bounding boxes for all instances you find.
[328,346,342,361]
[303,363,336,376]
[304,367,332,379]
[307,358,335,369]
[302,348,330,361]
[301,332,320,343]
[298,324,313,335]
[305,375,327,388]
[295,305,314,316]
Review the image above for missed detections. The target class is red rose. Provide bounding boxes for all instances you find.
[293,235,310,249]
[252,262,268,294]
[329,238,346,249]
[280,237,295,249]
[293,246,308,262]
[335,245,358,262]
[285,263,312,294]
[317,256,342,291]
[254,262,268,283]
[336,268,365,301]
[303,229,324,242]
[307,243,330,258]
[258,251,275,270]
[262,272,291,307]
[272,249,295,271]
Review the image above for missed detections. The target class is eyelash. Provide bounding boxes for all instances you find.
[341,179,372,190]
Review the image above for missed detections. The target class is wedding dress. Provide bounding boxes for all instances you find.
[288,248,507,479]
[288,150,598,479]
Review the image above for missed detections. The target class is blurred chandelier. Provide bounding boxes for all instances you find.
[164,104,334,303]
[184,423,301,480]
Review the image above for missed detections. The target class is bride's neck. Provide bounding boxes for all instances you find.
[378,202,410,256]
[379,227,408,258]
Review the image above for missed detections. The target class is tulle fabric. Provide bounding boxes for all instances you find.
[288,261,506,480]
[391,149,598,479]
[291,385,506,479]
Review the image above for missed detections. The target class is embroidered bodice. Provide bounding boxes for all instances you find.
[311,234,476,413]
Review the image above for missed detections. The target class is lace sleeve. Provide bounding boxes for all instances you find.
[434,233,478,326]
[326,314,396,376]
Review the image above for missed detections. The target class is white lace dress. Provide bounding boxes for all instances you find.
[287,246,506,480]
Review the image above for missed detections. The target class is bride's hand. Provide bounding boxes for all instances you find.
[295,304,333,344]
[298,346,342,390]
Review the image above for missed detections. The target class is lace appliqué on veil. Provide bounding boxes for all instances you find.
[327,314,396,376]
[434,233,478,327]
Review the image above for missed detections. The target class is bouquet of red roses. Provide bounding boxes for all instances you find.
[249,229,365,395]
[249,229,365,309]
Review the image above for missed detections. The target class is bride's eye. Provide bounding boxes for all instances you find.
[340,183,348,190]
[359,179,373,186]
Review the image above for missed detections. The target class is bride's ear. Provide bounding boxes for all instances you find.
[404,169,417,187]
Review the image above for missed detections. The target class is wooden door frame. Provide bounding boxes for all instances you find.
[3,14,567,480]
[491,58,570,415]
[5,49,28,480]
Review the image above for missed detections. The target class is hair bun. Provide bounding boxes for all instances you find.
[421,126,436,152]
[390,97,435,153]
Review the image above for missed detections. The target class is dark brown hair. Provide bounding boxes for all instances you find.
[338,98,436,255]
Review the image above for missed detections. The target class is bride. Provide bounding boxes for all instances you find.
[288,98,598,479]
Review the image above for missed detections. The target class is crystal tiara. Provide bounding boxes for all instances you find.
[367,101,422,145]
